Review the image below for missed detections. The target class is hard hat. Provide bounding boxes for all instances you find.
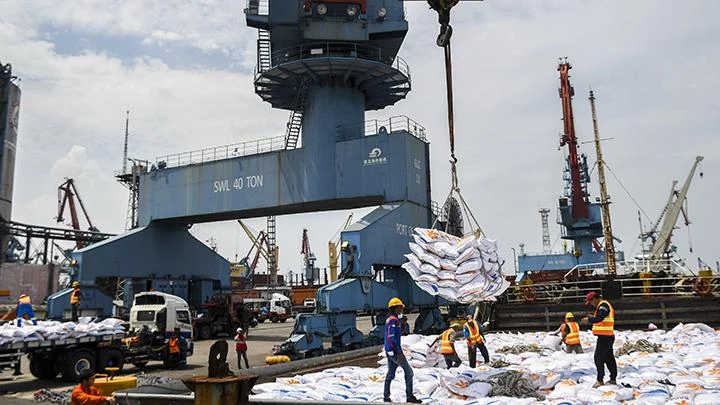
[565,312,574,320]
[585,291,599,305]
[450,322,461,329]
[19,294,27,299]
[387,297,404,309]
[72,281,80,287]
[236,327,243,333]
[466,314,474,320]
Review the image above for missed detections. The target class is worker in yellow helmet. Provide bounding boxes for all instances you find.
[70,281,81,322]
[383,297,420,403]
[16,294,37,326]
[432,322,462,369]
[555,312,583,354]
[464,314,489,367]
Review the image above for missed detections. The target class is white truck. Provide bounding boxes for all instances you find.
[0,291,193,382]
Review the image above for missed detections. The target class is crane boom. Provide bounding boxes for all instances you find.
[558,60,588,220]
[589,90,616,276]
[648,156,704,259]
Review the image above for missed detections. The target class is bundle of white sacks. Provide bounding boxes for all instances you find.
[251,323,720,404]
[401,228,510,304]
[0,317,125,346]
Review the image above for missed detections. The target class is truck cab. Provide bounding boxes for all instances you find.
[130,291,193,340]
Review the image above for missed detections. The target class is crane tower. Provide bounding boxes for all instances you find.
[539,208,551,254]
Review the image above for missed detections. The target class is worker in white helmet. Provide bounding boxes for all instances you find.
[235,327,249,369]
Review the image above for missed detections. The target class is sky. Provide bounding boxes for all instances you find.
[1,0,718,279]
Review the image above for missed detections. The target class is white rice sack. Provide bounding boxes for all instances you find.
[547,379,579,399]
[440,258,458,271]
[419,263,439,275]
[401,262,422,279]
[425,241,449,258]
[404,253,422,269]
[437,279,456,288]
[416,282,439,296]
[456,235,480,252]
[416,273,439,284]
[453,246,481,265]
[541,335,563,351]
[457,258,483,275]
[437,271,456,281]
[437,287,459,301]
[695,391,720,405]
[456,271,479,285]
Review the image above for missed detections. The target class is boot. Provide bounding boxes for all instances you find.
[407,395,422,403]
[592,380,603,388]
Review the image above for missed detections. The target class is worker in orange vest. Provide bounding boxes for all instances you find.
[582,292,618,388]
[71,369,116,404]
[556,312,583,354]
[16,294,37,326]
[432,322,462,369]
[463,314,489,367]
[70,281,81,322]
[166,328,181,369]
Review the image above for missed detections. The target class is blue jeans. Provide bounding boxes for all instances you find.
[384,354,414,399]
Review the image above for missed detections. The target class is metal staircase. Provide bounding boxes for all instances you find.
[266,215,278,285]
[257,29,271,73]
[284,78,311,150]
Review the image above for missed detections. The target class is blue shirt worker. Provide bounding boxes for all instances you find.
[16,294,37,326]
[463,315,489,367]
[383,297,421,404]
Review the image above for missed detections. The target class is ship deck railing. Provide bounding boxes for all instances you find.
[506,274,718,305]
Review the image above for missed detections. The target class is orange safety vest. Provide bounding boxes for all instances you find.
[168,337,180,354]
[563,321,581,345]
[465,320,484,346]
[591,300,615,337]
[440,328,455,354]
[70,288,81,305]
[18,296,31,305]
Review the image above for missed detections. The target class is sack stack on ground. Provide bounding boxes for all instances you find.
[402,227,510,303]
[250,323,720,404]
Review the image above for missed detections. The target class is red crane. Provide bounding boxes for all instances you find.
[557,59,589,220]
[57,178,98,249]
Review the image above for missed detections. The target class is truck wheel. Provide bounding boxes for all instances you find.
[98,348,125,373]
[199,325,211,340]
[257,317,265,324]
[30,355,59,380]
[61,349,95,382]
[280,317,287,323]
[271,316,278,323]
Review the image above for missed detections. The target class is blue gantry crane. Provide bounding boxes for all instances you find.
[58,0,470,342]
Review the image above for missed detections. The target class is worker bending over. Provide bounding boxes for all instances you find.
[433,322,462,369]
[16,294,37,326]
[582,292,618,388]
[464,315,489,367]
[70,281,81,322]
[71,369,116,405]
[383,298,421,403]
[555,312,583,354]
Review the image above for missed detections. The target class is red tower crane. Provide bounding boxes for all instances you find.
[57,178,98,249]
[558,59,589,221]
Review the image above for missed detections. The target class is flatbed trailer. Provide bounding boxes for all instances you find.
[0,332,193,382]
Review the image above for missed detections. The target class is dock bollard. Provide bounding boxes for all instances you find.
[183,340,259,405]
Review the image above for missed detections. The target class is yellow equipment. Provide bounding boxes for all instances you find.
[265,355,291,365]
[388,297,404,309]
[565,312,574,320]
[92,368,137,396]
[328,213,353,282]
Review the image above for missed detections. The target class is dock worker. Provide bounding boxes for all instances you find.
[235,327,249,369]
[464,314,489,367]
[70,281,81,322]
[16,294,37,326]
[555,312,583,354]
[166,328,182,369]
[432,322,462,369]
[581,291,618,388]
[340,245,359,278]
[71,369,116,405]
[383,297,421,403]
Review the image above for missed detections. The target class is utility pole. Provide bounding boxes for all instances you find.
[589,90,616,276]
[539,208,551,254]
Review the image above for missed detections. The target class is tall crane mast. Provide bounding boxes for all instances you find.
[57,178,98,249]
[301,229,317,284]
[589,90,617,276]
[558,59,589,221]
[646,156,704,260]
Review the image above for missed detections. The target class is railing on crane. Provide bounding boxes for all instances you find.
[328,213,353,282]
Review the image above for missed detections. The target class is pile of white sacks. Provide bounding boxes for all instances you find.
[0,317,125,346]
[401,228,510,304]
[250,323,720,404]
